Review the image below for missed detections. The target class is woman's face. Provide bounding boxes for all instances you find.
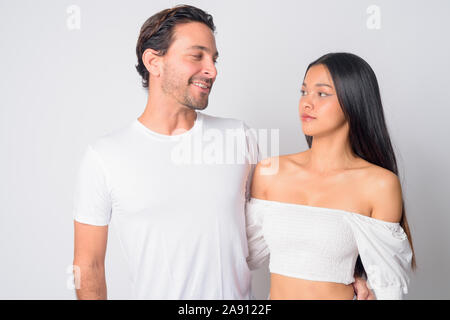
[299,64,347,138]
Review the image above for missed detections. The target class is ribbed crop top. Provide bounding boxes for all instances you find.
[245,197,413,300]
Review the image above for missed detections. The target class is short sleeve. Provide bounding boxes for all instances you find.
[344,214,413,300]
[243,122,260,201]
[245,199,270,270]
[73,144,112,226]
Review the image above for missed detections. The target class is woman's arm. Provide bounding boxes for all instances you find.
[368,168,403,223]
[346,169,413,299]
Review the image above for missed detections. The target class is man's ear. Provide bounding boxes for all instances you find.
[142,48,162,77]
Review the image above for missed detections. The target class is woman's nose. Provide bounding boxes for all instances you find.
[300,96,314,110]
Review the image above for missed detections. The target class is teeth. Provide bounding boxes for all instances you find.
[193,82,208,89]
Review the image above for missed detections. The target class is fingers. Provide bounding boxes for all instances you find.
[353,278,369,300]
[367,290,376,300]
[357,289,369,300]
[352,278,378,300]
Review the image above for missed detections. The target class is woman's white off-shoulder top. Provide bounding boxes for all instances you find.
[245,197,413,300]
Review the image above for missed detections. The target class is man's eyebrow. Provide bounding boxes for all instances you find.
[188,45,219,57]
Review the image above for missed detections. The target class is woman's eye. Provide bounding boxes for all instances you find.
[192,54,202,60]
[319,92,329,97]
[300,90,307,96]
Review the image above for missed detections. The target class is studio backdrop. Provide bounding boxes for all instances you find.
[0,0,449,299]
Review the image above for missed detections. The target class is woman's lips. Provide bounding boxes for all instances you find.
[301,115,316,122]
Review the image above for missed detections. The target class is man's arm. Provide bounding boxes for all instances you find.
[73,221,108,299]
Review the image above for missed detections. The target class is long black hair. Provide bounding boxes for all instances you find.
[304,52,416,277]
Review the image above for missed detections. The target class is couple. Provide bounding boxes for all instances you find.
[72,5,415,300]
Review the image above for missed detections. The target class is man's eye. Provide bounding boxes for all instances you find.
[192,54,202,60]
[300,90,307,96]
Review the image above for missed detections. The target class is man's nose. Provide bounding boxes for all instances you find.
[203,60,217,80]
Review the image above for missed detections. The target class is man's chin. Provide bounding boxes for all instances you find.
[193,104,208,111]
[184,100,209,111]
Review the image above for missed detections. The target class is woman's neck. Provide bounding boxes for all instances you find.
[305,130,358,175]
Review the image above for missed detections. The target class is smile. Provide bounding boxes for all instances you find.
[192,81,210,89]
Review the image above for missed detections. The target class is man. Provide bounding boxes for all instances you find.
[72,5,373,299]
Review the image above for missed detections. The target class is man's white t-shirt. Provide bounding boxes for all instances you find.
[73,111,259,299]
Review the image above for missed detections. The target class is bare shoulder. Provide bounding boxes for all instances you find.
[362,164,401,194]
[362,163,403,223]
[251,156,279,199]
[251,151,307,199]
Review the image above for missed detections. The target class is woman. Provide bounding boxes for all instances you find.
[246,52,416,300]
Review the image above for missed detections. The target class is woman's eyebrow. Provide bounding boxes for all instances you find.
[302,82,333,88]
[315,83,333,88]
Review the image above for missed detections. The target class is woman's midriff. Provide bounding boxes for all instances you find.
[269,273,356,300]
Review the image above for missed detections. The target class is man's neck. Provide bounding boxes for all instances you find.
[138,93,198,136]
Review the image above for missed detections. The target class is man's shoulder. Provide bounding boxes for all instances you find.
[200,112,248,130]
[88,120,136,156]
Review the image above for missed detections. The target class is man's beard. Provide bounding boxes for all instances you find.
[161,66,211,110]
[180,83,209,110]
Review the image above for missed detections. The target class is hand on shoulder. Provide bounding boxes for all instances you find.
[250,156,281,199]
[250,152,307,200]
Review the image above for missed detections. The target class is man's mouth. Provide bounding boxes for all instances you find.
[191,80,211,91]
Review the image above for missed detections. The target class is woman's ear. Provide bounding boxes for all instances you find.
[142,48,162,77]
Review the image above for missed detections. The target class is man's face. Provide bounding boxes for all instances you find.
[160,22,218,110]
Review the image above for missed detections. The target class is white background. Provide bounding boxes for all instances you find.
[1,0,449,299]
